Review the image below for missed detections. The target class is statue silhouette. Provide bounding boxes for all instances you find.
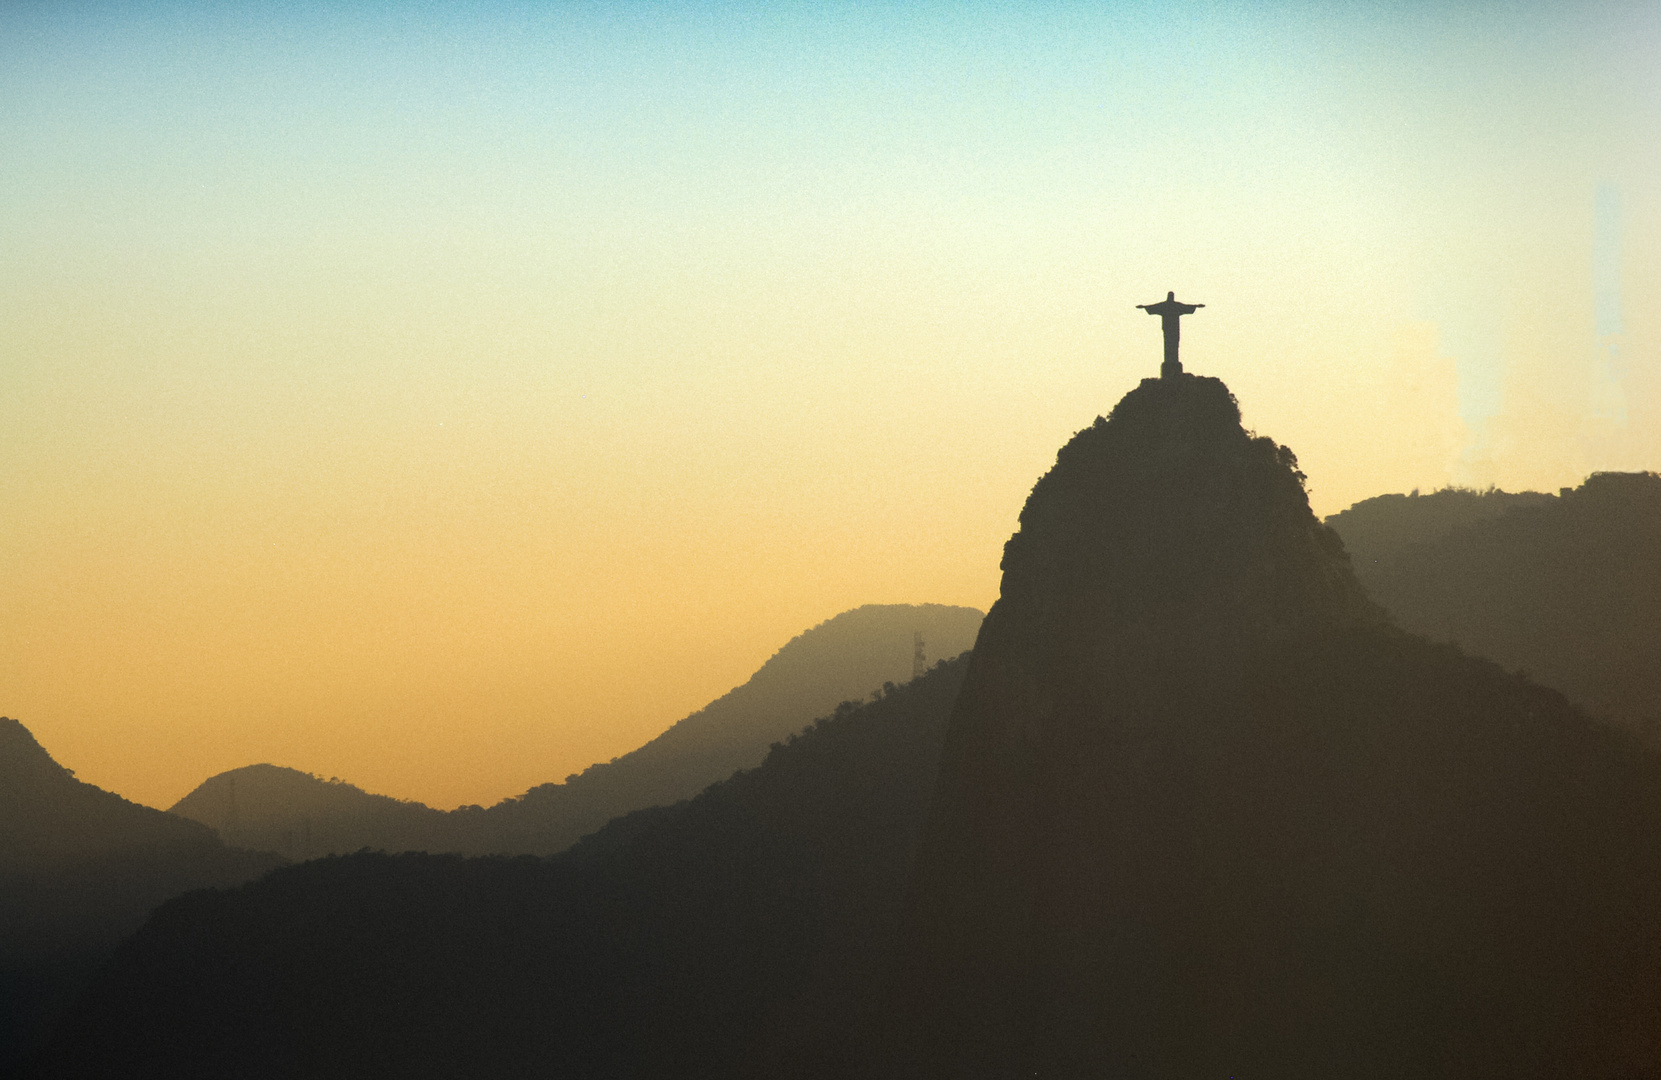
[1137,291,1204,378]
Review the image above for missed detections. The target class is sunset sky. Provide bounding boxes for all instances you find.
[4,1,1658,810]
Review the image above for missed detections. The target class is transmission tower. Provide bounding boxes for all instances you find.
[913,631,927,682]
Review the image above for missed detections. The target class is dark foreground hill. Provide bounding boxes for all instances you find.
[891,374,1661,1078]
[0,718,282,1073]
[1328,475,1661,740]
[170,603,982,857]
[30,656,970,1080]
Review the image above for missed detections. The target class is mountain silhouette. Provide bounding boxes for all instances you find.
[29,657,972,1079]
[1329,474,1661,740]
[0,717,283,1072]
[890,374,1661,1077]
[169,603,982,857]
[28,379,1661,1078]
[462,603,981,854]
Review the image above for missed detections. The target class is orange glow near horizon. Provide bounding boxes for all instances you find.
[3,3,1657,809]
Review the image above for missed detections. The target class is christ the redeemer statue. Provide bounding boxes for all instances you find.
[1137,292,1204,378]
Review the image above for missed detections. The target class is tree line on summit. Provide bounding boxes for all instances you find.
[6,372,1661,1075]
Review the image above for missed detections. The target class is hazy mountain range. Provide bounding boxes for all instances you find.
[169,603,984,858]
[1,603,979,1067]
[35,660,971,1079]
[27,378,1661,1077]
[1328,473,1661,740]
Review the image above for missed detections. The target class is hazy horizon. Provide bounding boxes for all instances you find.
[3,1,1657,810]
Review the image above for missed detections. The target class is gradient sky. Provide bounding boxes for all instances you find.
[4,1,1657,810]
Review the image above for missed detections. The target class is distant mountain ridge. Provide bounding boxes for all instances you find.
[1,716,280,901]
[472,602,983,854]
[170,603,984,857]
[169,766,446,859]
[1328,473,1661,739]
[1326,485,1553,569]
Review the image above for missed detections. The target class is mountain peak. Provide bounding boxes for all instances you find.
[893,378,1661,1076]
[993,375,1375,678]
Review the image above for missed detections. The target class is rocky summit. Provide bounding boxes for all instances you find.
[891,374,1661,1079]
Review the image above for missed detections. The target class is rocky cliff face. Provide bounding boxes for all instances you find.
[892,375,1661,1079]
